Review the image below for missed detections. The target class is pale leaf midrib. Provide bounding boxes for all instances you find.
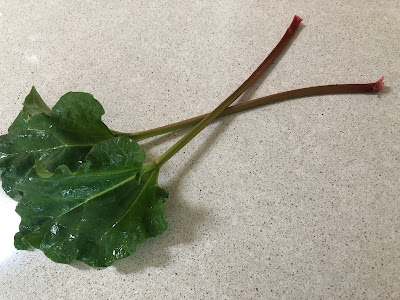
[96,169,156,247]
[21,168,142,243]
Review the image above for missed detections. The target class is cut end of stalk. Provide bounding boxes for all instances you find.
[293,15,303,27]
[372,76,384,92]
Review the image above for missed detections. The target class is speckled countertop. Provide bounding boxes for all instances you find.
[0,1,399,299]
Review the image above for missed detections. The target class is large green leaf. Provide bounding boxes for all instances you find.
[14,137,168,267]
[0,88,115,197]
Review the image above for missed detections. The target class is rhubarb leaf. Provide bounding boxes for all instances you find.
[8,86,51,131]
[0,88,114,198]
[14,137,168,267]
[21,86,51,116]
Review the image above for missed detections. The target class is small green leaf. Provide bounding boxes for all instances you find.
[0,89,115,197]
[8,86,51,133]
[22,86,52,116]
[14,137,168,267]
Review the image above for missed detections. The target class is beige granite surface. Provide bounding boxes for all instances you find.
[0,1,399,299]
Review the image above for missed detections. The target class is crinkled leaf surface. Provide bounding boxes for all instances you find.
[0,87,115,197]
[14,137,168,267]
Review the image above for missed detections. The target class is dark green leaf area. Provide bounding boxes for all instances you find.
[50,92,114,144]
[0,90,114,197]
[15,137,168,267]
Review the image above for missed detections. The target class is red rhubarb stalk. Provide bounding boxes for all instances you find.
[126,77,384,141]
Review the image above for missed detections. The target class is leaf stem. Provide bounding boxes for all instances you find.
[117,77,384,141]
[152,15,303,168]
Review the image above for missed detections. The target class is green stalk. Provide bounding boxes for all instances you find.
[117,77,384,142]
[152,15,303,168]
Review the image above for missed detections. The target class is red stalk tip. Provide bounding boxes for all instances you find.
[292,15,303,28]
[372,76,384,92]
